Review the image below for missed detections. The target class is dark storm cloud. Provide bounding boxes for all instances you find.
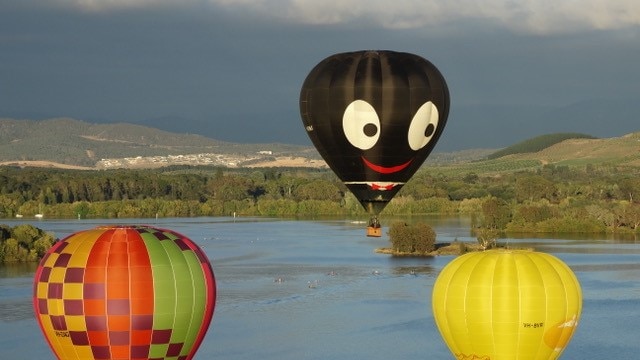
[2,1,640,149]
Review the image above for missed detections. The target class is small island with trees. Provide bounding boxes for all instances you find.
[0,224,56,263]
[376,221,496,257]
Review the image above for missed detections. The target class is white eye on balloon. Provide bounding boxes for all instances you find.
[408,101,439,151]
[342,100,380,150]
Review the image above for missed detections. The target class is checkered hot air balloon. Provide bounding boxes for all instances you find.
[33,225,216,360]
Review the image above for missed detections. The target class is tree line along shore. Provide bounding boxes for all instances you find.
[0,164,639,235]
[2,161,640,262]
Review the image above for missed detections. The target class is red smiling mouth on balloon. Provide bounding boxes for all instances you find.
[362,156,412,174]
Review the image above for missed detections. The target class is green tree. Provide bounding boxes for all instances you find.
[480,197,512,229]
[257,198,298,216]
[74,201,91,219]
[0,223,55,262]
[11,224,40,249]
[0,238,27,263]
[619,203,640,230]
[388,221,436,253]
[208,175,255,201]
[293,179,342,201]
[514,202,555,224]
[32,233,56,258]
[514,175,556,202]
[618,178,640,203]
[476,227,499,249]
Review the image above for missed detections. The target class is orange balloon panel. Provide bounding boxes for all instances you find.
[432,249,582,360]
[33,225,216,360]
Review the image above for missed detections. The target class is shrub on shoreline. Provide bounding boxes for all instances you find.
[388,221,436,254]
[0,224,56,263]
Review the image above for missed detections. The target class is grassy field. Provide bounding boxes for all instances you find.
[425,132,640,175]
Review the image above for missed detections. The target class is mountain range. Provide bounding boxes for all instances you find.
[0,118,316,168]
[1,117,639,170]
[441,98,640,151]
[6,98,640,152]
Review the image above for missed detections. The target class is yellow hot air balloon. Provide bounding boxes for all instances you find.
[432,249,582,360]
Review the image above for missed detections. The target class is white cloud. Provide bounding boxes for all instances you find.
[57,0,640,34]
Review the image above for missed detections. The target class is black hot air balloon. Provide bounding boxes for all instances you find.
[299,50,450,235]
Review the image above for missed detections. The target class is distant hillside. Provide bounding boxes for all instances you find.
[424,148,496,165]
[487,133,597,159]
[1,118,638,171]
[431,132,640,176]
[444,98,640,151]
[0,118,315,167]
[516,132,640,167]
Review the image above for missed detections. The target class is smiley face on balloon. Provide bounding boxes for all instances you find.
[300,50,450,215]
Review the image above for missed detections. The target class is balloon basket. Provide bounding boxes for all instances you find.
[366,216,382,237]
[366,226,382,237]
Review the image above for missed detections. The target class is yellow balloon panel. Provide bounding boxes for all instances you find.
[432,250,582,360]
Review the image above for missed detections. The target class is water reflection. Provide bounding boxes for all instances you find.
[390,266,437,277]
[508,231,639,242]
[0,263,37,323]
[1,217,639,359]
[0,301,33,322]
[0,262,37,277]
[572,262,640,272]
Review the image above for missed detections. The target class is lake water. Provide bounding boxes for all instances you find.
[1,216,639,359]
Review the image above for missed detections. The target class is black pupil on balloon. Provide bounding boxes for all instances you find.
[425,124,435,138]
[364,123,378,137]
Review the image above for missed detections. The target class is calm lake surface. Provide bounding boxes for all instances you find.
[1,216,639,359]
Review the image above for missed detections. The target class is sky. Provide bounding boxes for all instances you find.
[2,0,640,151]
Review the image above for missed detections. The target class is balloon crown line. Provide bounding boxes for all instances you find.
[94,224,164,230]
[338,49,431,59]
[483,248,534,254]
